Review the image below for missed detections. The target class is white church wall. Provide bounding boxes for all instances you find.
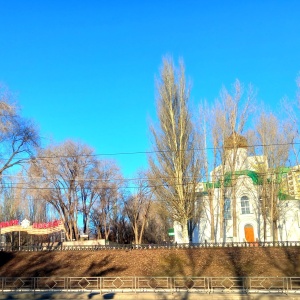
[279,200,300,241]
[174,133,300,244]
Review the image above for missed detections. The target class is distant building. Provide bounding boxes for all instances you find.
[174,133,300,243]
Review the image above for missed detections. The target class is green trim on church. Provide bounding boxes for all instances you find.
[199,167,300,200]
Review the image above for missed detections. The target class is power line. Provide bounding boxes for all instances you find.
[1,141,300,161]
[0,182,200,191]
[1,161,300,183]
[0,170,296,191]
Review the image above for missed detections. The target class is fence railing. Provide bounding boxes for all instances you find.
[0,277,300,294]
[1,240,300,251]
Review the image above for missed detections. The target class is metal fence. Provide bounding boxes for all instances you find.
[1,240,300,251]
[0,277,300,294]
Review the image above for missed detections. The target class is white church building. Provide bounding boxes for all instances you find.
[174,133,300,243]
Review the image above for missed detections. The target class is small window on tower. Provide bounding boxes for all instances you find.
[241,196,250,214]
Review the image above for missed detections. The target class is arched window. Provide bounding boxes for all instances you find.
[241,196,250,214]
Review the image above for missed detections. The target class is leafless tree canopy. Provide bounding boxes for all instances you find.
[252,112,296,241]
[209,80,256,241]
[123,170,153,244]
[0,87,39,177]
[89,160,123,240]
[148,58,203,243]
[28,140,123,241]
[0,87,40,233]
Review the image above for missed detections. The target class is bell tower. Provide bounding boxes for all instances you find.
[224,132,248,172]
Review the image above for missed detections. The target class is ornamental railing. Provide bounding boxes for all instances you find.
[0,277,300,294]
[1,240,300,251]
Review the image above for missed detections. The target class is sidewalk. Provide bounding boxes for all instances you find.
[1,292,300,300]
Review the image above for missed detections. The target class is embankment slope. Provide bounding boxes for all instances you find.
[0,247,299,277]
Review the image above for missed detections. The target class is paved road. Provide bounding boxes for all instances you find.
[1,292,300,300]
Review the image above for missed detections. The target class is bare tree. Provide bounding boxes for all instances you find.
[142,200,173,244]
[12,172,50,222]
[253,111,295,241]
[149,57,202,243]
[0,86,39,177]
[28,140,100,241]
[0,86,39,236]
[123,171,153,245]
[198,101,218,242]
[0,183,24,221]
[112,214,132,244]
[89,161,123,240]
[209,80,255,242]
[77,160,121,237]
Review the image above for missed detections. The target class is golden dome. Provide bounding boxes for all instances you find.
[224,132,248,149]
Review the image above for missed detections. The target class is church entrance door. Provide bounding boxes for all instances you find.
[244,224,255,242]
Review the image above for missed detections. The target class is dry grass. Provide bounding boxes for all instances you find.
[0,247,299,277]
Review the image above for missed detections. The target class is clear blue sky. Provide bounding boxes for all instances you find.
[0,1,299,177]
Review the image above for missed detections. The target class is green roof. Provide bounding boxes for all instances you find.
[200,168,300,201]
[203,170,262,189]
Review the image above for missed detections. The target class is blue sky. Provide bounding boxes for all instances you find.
[0,1,299,177]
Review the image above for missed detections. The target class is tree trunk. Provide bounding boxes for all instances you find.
[273,220,278,242]
[232,190,237,240]
[207,190,214,241]
[138,218,147,244]
[134,224,139,244]
[181,220,189,243]
[263,215,267,242]
[219,187,224,241]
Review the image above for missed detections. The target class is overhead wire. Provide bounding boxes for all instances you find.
[0,141,299,190]
[0,141,299,161]
[1,167,299,184]
[0,169,297,191]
